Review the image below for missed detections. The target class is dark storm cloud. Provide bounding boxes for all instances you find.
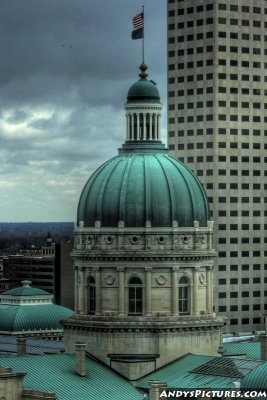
[0,0,166,221]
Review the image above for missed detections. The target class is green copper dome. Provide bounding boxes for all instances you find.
[0,304,73,333]
[2,286,49,297]
[241,362,267,389]
[127,63,160,103]
[78,144,210,228]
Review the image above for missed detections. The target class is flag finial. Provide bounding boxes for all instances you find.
[139,63,148,80]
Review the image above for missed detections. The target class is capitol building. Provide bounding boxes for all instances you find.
[63,64,224,380]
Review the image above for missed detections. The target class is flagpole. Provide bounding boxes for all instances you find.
[142,5,145,64]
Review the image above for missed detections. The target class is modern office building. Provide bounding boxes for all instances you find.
[3,237,74,309]
[167,0,267,333]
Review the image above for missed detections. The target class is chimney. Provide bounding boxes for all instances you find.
[149,381,167,400]
[75,342,87,377]
[17,337,27,356]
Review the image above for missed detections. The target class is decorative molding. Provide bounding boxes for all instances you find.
[72,255,215,262]
[199,273,205,284]
[129,235,141,244]
[182,235,191,244]
[156,275,167,286]
[104,236,114,244]
[157,235,167,244]
[105,275,115,285]
[145,267,152,273]
[87,235,94,244]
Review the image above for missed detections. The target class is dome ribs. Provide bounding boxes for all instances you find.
[118,154,135,225]
[154,154,175,226]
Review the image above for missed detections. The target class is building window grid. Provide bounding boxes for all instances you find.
[168,2,267,329]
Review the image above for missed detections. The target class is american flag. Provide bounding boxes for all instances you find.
[132,12,144,30]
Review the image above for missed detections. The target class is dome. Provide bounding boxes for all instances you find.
[127,79,160,103]
[0,304,73,333]
[77,145,210,228]
[240,363,267,390]
[127,63,160,103]
[0,281,73,334]
[2,285,49,297]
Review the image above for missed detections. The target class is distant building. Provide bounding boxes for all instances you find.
[0,278,10,293]
[3,235,74,309]
[55,241,74,309]
[0,280,73,339]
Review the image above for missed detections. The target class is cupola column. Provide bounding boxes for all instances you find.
[143,112,147,140]
[157,113,161,140]
[126,114,130,140]
[137,113,140,140]
[149,113,153,140]
[131,113,134,140]
[171,267,179,315]
[154,114,158,140]
[118,267,125,316]
[145,267,152,316]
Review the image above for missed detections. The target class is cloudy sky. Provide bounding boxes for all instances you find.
[0,0,167,222]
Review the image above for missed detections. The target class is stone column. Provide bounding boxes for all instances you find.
[206,266,213,314]
[94,267,101,315]
[193,267,199,315]
[78,267,85,314]
[157,114,161,139]
[143,112,147,140]
[171,267,178,315]
[137,113,140,140]
[154,113,158,140]
[117,267,125,316]
[145,267,152,316]
[126,114,130,140]
[149,113,152,139]
[131,113,134,140]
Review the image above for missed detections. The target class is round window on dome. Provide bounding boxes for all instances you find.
[104,236,113,244]
[130,235,141,244]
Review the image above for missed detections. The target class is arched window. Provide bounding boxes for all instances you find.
[88,276,96,314]
[179,276,190,314]
[128,277,143,315]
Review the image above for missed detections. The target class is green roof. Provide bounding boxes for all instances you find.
[0,304,73,333]
[2,286,50,297]
[0,353,143,400]
[224,342,261,360]
[241,363,267,389]
[78,151,210,228]
[134,354,263,390]
[127,78,160,103]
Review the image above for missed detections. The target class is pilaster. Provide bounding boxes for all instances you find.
[171,267,179,315]
[118,267,125,316]
[145,267,152,316]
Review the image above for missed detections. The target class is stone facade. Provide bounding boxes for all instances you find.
[63,65,224,380]
[63,223,224,379]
